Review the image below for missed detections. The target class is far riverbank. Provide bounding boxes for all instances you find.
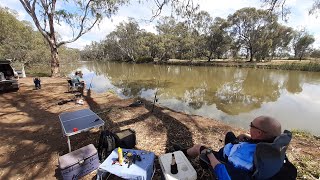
[153,59,320,72]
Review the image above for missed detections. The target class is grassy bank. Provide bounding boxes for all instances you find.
[24,61,83,77]
[155,59,320,72]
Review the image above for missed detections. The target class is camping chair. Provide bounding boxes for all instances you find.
[200,130,297,180]
[252,130,297,179]
[67,79,83,93]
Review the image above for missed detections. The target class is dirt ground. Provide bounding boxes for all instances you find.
[0,77,319,180]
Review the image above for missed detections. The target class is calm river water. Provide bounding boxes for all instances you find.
[76,61,320,135]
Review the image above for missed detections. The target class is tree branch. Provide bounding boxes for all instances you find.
[19,0,51,42]
[57,0,98,47]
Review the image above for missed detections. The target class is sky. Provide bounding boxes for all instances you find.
[1,0,320,49]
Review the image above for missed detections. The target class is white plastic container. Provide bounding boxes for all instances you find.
[159,151,197,180]
[0,72,5,81]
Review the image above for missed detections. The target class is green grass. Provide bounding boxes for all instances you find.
[291,129,313,138]
[25,62,81,77]
[258,62,320,72]
[26,65,51,77]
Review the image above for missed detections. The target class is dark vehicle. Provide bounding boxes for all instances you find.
[0,59,19,92]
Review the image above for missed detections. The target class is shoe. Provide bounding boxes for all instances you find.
[199,153,211,169]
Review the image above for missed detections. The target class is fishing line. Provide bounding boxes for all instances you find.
[152,64,161,112]
[88,75,94,90]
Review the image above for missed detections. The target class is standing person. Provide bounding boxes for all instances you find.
[173,116,294,179]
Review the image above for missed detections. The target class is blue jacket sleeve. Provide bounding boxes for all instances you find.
[211,164,231,180]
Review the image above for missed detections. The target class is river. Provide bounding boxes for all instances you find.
[75,61,320,136]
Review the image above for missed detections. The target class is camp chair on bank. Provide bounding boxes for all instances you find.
[67,79,83,94]
[252,130,297,179]
[201,130,297,180]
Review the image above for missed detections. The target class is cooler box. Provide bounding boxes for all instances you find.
[159,151,197,180]
[59,144,99,179]
[114,129,136,149]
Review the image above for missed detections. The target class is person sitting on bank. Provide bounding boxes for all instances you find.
[174,116,295,180]
[74,71,84,83]
[33,77,41,89]
[72,70,85,94]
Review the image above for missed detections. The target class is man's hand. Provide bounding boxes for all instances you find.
[237,133,251,141]
[207,153,221,169]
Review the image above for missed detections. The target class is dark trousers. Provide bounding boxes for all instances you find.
[34,80,41,89]
[225,131,237,145]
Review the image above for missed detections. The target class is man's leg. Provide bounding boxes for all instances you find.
[185,144,207,158]
[225,131,237,145]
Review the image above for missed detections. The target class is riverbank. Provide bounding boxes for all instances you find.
[155,59,320,72]
[0,77,319,179]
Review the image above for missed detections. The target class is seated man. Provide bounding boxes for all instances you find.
[71,71,85,94]
[33,77,41,89]
[175,116,286,180]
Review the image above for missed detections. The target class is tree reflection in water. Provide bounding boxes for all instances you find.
[83,61,320,135]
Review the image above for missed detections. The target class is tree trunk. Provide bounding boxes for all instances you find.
[249,48,253,62]
[50,47,60,77]
[207,52,213,62]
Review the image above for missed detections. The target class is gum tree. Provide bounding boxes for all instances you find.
[293,30,315,60]
[19,0,127,77]
[228,8,277,61]
[19,0,198,77]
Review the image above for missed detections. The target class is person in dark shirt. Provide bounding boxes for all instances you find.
[33,77,41,89]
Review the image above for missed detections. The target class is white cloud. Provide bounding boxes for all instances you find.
[141,23,157,34]
[67,16,129,49]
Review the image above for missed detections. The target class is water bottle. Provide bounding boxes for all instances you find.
[118,147,123,165]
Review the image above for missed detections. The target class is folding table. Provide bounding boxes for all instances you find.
[59,108,105,152]
[96,148,155,180]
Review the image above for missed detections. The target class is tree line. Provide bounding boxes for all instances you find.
[81,7,319,63]
[0,7,80,71]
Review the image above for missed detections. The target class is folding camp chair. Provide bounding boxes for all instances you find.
[200,130,297,180]
[67,79,83,94]
[252,130,297,179]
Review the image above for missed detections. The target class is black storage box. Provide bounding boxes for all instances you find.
[58,144,99,179]
[114,129,136,149]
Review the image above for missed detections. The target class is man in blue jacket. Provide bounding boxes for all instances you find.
[175,116,282,180]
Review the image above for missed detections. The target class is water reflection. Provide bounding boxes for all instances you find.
[79,61,320,135]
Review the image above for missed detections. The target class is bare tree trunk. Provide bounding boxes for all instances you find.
[50,46,60,77]
[249,51,253,62]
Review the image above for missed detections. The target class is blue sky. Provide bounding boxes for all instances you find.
[1,0,320,49]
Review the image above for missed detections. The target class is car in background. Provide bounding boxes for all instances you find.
[0,59,19,92]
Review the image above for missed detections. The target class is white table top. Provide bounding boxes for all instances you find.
[59,108,104,136]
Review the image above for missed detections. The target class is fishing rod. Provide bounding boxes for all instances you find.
[151,88,158,112]
[88,75,94,90]
[151,65,161,112]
